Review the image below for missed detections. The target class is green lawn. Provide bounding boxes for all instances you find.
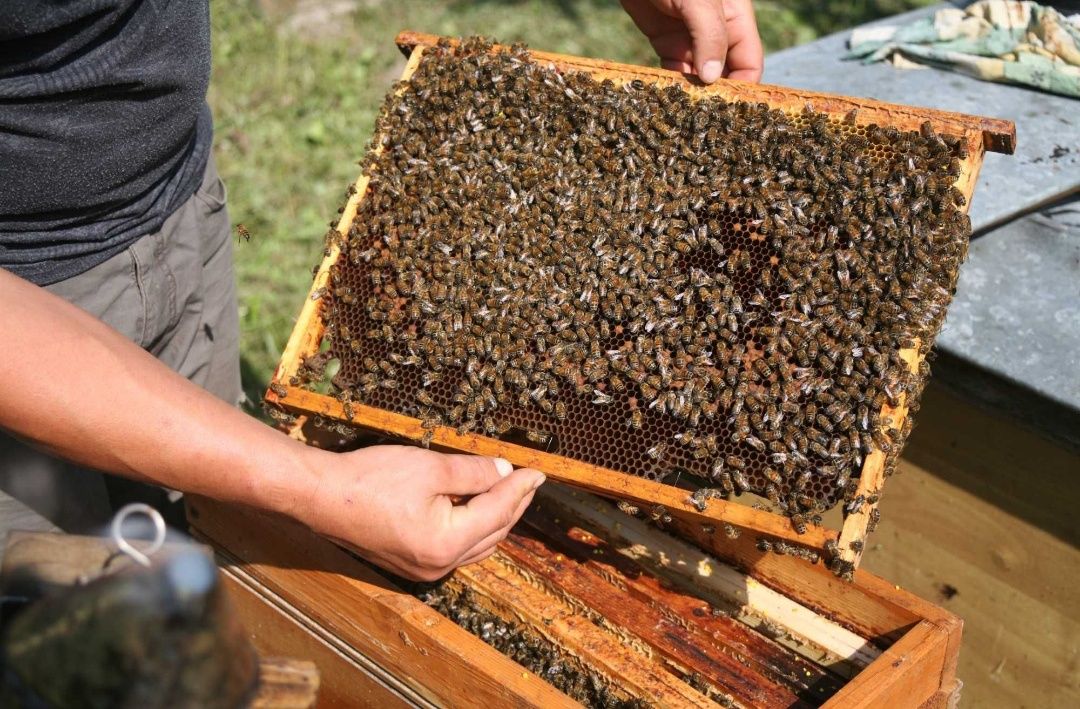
[209,0,934,404]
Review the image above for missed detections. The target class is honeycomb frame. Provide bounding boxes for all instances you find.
[266,32,1015,571]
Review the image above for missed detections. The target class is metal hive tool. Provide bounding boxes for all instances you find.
[266,32,1015,573]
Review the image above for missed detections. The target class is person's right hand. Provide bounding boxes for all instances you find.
[621,0,764,83]
[294,445,545,581]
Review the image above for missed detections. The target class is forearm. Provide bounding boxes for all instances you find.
[0,269,318,518]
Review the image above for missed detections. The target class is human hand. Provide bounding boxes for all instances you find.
[296,445,545,581]
[621,0,763,83]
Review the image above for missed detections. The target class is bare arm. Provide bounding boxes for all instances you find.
[0,268,543,580]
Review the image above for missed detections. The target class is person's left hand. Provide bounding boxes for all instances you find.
[621,0,764,83]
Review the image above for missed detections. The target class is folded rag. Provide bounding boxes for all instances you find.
[847,0,1080,98]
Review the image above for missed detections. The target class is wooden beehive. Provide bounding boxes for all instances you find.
[190,475,962,707]
[264,32,1015,572]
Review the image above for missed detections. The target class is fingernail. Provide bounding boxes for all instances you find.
[530,473,547,491]
[700,60,724,83]
[493,458,513,477]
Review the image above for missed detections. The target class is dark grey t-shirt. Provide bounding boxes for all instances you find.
[0,0,212,286]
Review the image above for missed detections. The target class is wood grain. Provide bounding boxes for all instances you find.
[221,569,422,709]
[520,506,844,700]
[453,554,712,707]
[536,482,959,709]
[188,496,572,708]
[191,486,961,708]
[535,484,883,671]
[826,622,950,708]
[498,531,811,707]
[249,657,320,709]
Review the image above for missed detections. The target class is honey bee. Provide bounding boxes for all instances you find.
[686,490,708,512]
[553,401,567,421]
[236,223,251,244]
[649,505,671,525]
[526,429,550,445]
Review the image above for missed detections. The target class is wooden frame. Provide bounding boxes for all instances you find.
[188,485,963,708]
[264,32,1015,572]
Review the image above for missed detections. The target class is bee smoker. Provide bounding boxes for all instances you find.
[0,504,259,709]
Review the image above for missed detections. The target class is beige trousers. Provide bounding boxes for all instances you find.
[0,156,241,532]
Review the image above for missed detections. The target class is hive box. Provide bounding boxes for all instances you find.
[190,475,962,707]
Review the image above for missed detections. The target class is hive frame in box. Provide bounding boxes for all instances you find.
[189,483,964,708]
[265,31,1016,571]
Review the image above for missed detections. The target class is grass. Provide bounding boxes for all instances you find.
[209,0,934,403]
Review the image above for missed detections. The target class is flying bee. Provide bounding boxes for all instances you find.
[236,223,251,244]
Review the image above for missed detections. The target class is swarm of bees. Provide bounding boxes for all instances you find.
[320,37,970,521]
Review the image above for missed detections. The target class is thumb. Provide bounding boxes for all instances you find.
[678,0,729,83]
[433,454,515,496]
[448,469,546,546]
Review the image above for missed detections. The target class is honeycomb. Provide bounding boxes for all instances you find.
[312,38,970,517]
